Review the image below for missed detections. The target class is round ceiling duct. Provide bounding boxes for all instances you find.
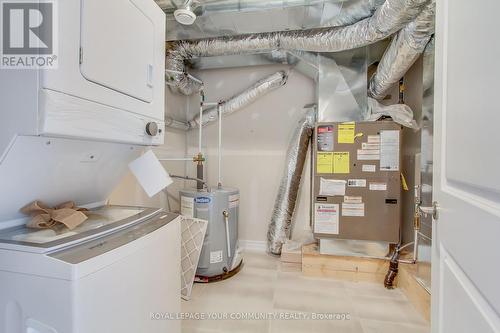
[174,7,197,25]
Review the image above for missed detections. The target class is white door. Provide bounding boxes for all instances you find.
[432,0,500,332]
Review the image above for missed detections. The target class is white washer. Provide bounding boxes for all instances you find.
[0,206,181,333]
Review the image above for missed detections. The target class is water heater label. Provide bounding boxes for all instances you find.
[210,250,223,264]
[195,197,211,204]
[180,196,194,218]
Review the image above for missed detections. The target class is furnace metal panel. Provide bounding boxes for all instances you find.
[312,121,402,244]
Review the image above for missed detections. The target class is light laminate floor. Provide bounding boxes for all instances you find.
[182,251,430,333]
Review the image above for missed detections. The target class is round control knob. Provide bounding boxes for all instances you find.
[145,122,159,136]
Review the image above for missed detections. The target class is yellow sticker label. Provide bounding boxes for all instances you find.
[317,152,333,174]
[338,122,355,144]
[333,152,350,174]
[400,173,409,191]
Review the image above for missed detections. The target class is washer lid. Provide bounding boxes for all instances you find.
[0,205,161,253]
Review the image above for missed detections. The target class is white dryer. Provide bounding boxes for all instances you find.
[0,206,181,333]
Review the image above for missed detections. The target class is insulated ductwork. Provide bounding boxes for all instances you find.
[189,71,288,128]
[166,0,431,95]
[165,71,288,130]
[267,107,316,255]
[278,0,427,52]
[368,0,435,99]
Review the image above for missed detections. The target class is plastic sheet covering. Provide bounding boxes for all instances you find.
[365,97,419,129]
[188,71,288,128]
[368,0,435,99]
[267,107,316,255]
[323,0,386,27]
[166,0,430,95]
[162,0,384,41]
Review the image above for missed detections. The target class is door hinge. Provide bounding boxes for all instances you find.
[79,47,83,64]
[419,201,440,220]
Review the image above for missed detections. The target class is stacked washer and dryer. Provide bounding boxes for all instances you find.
[0,0,181,332]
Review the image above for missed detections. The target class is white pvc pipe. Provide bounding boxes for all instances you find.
[413,228,419,262]
[223,211,231,256]
[218,103,222,187]
[198,90,204,154]
[158,157,193,161]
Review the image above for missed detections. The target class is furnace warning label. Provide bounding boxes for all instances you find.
[342,203,365,217]
[338,122,356,144]
[380,130,400,171]
[314,203,339,235]
[333,152,350,174]
[317,125,334,151]
[317,152,334,174]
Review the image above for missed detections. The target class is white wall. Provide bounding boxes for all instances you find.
[185,65,316,243]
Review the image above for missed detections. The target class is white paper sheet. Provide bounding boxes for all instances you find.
[362,164,377,172]
[343,196,363,204]
[341,203,365,217]
[319,178,346,196]
[367,135,381,143]
[314,203,339,234]
[369,182,387,191]
[380,130,400,171]
[357,149,380,160]
[129,150,173,197]
[347,179,367,187]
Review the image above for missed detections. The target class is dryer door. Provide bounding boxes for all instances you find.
[80,0,154,103]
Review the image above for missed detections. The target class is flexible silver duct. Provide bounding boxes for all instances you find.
[166,0,430,95]
[278,0,427,52]
[188,71,288,128]
[368,0,435,99]
[165,70,288,130]
[267,107,316,255]
[166,33,278,95]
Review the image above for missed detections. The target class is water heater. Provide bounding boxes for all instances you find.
[179,187,240,278]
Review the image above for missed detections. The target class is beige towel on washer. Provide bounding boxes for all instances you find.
[21,201,89,230]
